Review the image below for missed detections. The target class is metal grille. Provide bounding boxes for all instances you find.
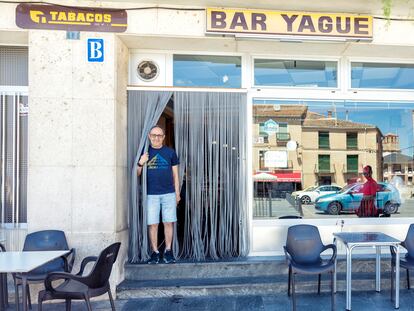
[0,46,28,86]
[0,46,28,224]
[0,93,28,223]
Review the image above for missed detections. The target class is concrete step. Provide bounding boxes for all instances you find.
[118,256,408,299]
[117,272,405,299]
[124,257,283,281]
[123,256,394,281]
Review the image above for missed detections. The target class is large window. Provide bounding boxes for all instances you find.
[351,62,414,89]
[254,59,337,87]
[173,55,241,88]
[252,99,414,219]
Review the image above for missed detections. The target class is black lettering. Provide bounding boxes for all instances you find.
[354,17,369,35]
[336,16,351,33]
[298,15,316,32]
[230,12,248,30]
[211,11,226,29]
[252,13,267,31]
[281,14,298,32]
[318,16,333,33]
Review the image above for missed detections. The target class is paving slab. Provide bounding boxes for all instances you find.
[4,289,414,311]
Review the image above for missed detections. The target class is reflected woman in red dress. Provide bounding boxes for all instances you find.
[356,165,379,217]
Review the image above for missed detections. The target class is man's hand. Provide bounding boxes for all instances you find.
[138,152,149,166]
[176,193,181,205]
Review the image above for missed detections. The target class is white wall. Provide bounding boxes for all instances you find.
[27,29,128,285]
[252,219,412,256]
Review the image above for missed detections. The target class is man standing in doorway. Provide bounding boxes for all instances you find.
[138,125,180,264]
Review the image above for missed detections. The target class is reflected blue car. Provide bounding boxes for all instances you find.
[314,182,401,215]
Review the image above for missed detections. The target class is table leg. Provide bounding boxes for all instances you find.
[333,238,337,294]
[0,273,4,311]
[346,246,353,311]
[21,274,27,311]
[376,246,381,292]
[395,244,400,309]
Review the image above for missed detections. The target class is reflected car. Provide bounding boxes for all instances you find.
[292,184,342,204]
[314,182,401,215]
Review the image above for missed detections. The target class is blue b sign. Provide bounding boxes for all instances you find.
[87,39,104,62]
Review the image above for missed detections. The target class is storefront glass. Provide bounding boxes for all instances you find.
[254,59,337,87]
[173,55,241,88]
[252,99,414,219]
[351,62,414,89]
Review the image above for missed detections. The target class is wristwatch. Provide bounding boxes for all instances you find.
[138,162,143,167]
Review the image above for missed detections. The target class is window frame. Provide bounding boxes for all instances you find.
[318,131,330,149]
[347,57,414,92]
[346,155,359,173]
[318,154,331,173]
[346,132,358,150]
[350,60,414,91]
[251,55,341,90]
[172,53,243,89]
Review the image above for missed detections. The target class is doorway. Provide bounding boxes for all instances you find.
[127,90,249,262]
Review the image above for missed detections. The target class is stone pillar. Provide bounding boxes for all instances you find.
[27,30,128,286]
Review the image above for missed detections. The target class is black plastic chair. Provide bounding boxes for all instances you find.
[13,230,75,309]
[284,224,336,311]
[391,224,414,295]
[38,242,121,311]
[0,243,8,310]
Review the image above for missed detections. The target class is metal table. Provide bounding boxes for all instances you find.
[0,250,69,311]
[333,232,400,311]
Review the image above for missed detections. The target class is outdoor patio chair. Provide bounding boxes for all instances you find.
[13,230,75,309]
[284,224,336,311]
[38,242,121,311]
[391,224,414,294]
[0,243,8,310]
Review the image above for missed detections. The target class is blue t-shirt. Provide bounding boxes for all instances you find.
[145,145,179,195]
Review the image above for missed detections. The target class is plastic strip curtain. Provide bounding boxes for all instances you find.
[127,90,172,263]
[174,91,249,260]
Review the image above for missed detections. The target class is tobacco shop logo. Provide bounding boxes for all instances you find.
[16,4,127,33]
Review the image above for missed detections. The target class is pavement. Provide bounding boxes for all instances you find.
[5,289,414,311]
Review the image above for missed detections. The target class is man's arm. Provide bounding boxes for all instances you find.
[172,165,180,204]
[137,165,143,176]
[137,152,149,176]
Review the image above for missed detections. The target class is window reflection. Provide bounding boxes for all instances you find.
[254,59,337,87]
[351,62,414,89]
[173,55,241,88]
[252,100,414,219]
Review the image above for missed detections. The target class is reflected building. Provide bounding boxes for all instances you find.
[253,104,383,190]
[383,133,414,185]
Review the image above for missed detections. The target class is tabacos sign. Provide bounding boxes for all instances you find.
[206,8,373,40]
[16,4,127,32]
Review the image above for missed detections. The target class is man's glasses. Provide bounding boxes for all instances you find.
[149,134,164,139]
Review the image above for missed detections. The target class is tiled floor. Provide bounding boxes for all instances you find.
[5,289,414,310]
